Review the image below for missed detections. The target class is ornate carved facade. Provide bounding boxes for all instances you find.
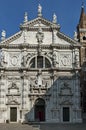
[0,5,82,123]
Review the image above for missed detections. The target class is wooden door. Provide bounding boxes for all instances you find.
[10,107,17,122]
[63,107,70,122]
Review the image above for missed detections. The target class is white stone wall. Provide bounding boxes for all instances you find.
[0,44,82,123]
[0,16,82,123]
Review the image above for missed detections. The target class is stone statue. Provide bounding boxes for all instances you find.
[1,30,6,40]
[24,12,28,23]
[74,31,78,41]
[53,13,57,24]
[36,26,44,43]
[38,4,42,17]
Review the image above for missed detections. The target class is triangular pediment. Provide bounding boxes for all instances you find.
[0,17,80,47]
[20,17,59,29]
[56,31,81,46]
[61,100,73,105]
[8,82,19,90]
[7,100,20,105]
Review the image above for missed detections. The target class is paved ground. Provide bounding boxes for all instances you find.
[0,123,34,130]
[0,123,86,130]
[40,123,86,130]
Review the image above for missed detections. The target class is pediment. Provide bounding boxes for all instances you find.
[60,100,73,105]
[7,100,20,105]
[7,98,20,105]
[57,31,81,45]
[8,82,19,90]
[0,17,80,47]
[20,17,59,29]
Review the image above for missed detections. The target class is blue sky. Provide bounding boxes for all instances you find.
[0,0,85,38]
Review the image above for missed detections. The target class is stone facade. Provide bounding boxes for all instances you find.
[0,5,82,123]
[77,5,86,114]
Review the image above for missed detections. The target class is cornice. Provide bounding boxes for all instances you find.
[79,28,86,32]
[0,67,81,72]
[51,44,73,49]
[0,43,51,49]
[20,17,60,31]
[0,31,22,45]
[57,31,81,47]
[0,43,78,50]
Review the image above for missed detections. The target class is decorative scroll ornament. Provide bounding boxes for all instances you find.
[21,53,35,67]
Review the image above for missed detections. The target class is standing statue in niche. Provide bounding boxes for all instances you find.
[36,26,44,44]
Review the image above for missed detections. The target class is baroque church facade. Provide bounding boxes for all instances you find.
[0,5,84,123]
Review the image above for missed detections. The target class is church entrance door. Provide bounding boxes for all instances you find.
[35,98,45,121]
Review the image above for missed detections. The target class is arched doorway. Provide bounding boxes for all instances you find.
[34,98,45,121]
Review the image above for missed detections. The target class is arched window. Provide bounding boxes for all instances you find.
[30,56,51,68]
[37,56,43,68]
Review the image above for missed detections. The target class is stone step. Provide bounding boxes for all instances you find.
[32,125,40,130]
